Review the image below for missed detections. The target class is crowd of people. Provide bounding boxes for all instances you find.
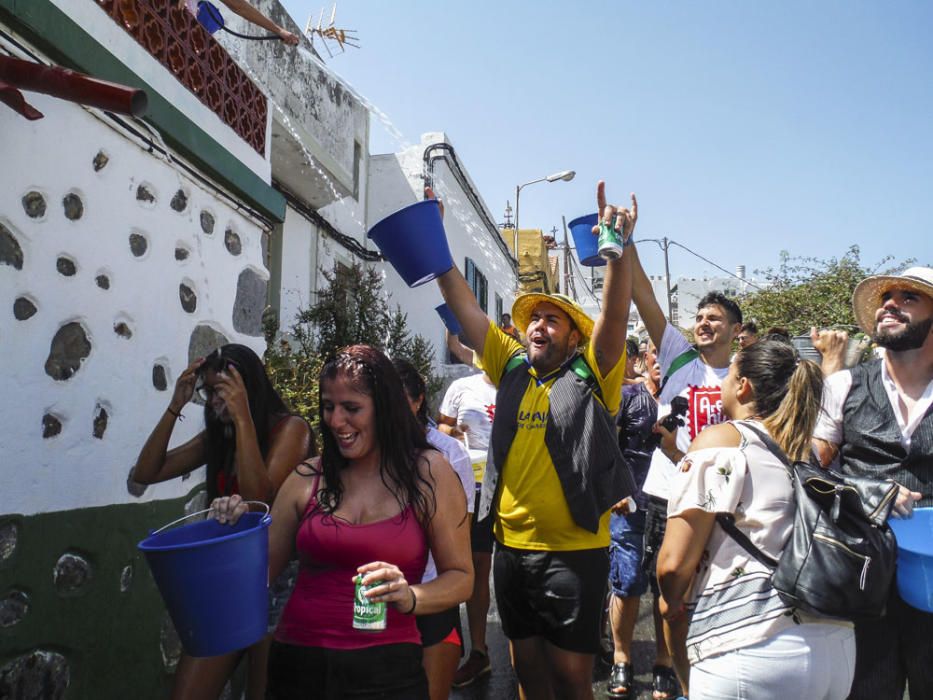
[135,179,932,700]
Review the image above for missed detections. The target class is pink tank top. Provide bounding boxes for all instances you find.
[275,479,428,649]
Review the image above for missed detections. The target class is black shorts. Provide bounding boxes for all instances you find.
[416,605,463,649]
[493,543,609,654]
[470,491,494,553]
[642,496,669,592]
[266,642,428,700]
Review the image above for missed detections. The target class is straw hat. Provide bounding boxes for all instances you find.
[852,266,933,335]
[511,293,594,341]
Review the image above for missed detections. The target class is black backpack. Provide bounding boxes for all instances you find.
[716,422,899,621]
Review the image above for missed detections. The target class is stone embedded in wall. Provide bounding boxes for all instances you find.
[160,613,182,672]
[96,274,110,290]
[92,405,108,439]
[170,189,188,212]
[53,552,92,596]
[42,414,62,438]
[0,222,24,270]
[200,210,215,234]
[179,283,197,313]
[129,232,148,257]
[0,650,70,699]
[93,150,109,172]
[152,363,168,391]
[126,466,147,497]
[56,257,77,277]
[175,247,189,261]
[0,590,29,627]
[113,321,132,339]
[120,564,133,593]
[188,324,230,364]
[224,228,242,256]
[62,193,84,221]
[45,322,91,381]
[21,191,46,219]
[0,521,18,565]
[232,268,267,336]
[13,297,37,320]
[136,184,156,204]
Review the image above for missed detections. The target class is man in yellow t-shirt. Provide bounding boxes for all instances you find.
[430,181,637,700]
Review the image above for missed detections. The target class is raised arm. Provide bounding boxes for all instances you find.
[216,0,299,44]
[629,241,668,351]
[427,188,492,356]
[590,182,635,376]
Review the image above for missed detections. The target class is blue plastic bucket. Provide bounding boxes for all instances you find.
[368,200,453,287]
[196,1,225,34]
[138,504,271,657]
[567,213,605,268]
[435,303,463,335]
[888,507,933,612]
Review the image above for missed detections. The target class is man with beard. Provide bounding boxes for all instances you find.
[813,266,933,699]
[431,181,637,699]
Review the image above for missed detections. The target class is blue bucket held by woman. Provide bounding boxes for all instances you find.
[138,504,271,657]
[368,199,454,287]
[889,507,933,613]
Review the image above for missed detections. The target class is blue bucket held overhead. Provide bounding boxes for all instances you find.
[196,1,225,34]
[435,303,463,336]
[888,507,933,613]
[368,199,454,288]
[138,502,271,657]
[567,213,606,268]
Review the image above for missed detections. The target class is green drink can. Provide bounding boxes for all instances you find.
[353,575,387,631]
[597,221,625,260]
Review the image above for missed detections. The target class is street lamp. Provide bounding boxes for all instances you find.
[514,170,575,259]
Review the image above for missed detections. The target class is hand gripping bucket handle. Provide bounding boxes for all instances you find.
[139,501,272,657]
[148,500,270,535]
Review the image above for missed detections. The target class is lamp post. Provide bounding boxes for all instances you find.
[514,170,575,260]
[637,237,674,324]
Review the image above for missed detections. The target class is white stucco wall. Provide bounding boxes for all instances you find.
[0,89,267,516]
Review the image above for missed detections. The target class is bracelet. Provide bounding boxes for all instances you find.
[401,588,417,615]
[166,406,184,421]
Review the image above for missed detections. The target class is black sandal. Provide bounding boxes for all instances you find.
[651,664,680,700]
[607,662,634,699]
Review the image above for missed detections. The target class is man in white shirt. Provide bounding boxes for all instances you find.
[628,241,742,697]
[812,266,933,700]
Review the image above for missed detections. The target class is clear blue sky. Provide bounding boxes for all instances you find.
[281,0,932,281]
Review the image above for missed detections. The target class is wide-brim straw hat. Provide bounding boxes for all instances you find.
[511,293,594,341]
[852,266,933,335]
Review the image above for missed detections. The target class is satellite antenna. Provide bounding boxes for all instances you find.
[304,5,360,59]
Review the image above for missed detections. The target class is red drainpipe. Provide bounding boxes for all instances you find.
[0,55,148,119]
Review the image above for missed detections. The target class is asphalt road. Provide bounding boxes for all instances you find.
[450,578,671,700]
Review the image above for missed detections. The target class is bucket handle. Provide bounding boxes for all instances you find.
[151,500,271,535]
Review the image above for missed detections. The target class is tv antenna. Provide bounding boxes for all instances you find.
[304,5,360,58]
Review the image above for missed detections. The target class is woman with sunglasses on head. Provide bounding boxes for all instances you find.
[133,343,315,700]
[211,344,474,699]
[655,339,855,700]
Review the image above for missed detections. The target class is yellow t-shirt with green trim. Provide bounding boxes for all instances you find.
[481,321,627,551]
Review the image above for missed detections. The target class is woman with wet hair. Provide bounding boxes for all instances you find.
[133,343,315,700]
[211,344,473,699]
[656,339,855,699]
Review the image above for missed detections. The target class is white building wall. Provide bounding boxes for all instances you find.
[0,91,267,516]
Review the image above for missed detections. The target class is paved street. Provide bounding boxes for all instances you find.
[451,576,669,700]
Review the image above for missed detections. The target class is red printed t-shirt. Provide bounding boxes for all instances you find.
[641,323,730,501]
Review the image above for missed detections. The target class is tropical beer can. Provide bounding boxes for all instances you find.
[597,221,625,260]
[353,575,387,631]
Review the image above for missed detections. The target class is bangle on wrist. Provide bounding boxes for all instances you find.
[401,588,417,615]
[166,406,184,421]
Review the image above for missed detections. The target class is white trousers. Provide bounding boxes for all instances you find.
[690,622,856,700]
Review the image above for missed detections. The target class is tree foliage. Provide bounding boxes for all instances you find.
[738,246,915,337]
[264,263,441,429]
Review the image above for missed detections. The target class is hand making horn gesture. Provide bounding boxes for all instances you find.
[591,180,638,244]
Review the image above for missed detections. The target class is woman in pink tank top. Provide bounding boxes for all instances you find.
[212,345,473,699]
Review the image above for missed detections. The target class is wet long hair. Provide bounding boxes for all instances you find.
[734,339,823,461]
[393,358,429,428]
[315,345,436,524]
[201,344,291,499]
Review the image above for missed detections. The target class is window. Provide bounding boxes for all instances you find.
[495,293,503,324]
[352,140,362,199]
[464,257,488,312]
